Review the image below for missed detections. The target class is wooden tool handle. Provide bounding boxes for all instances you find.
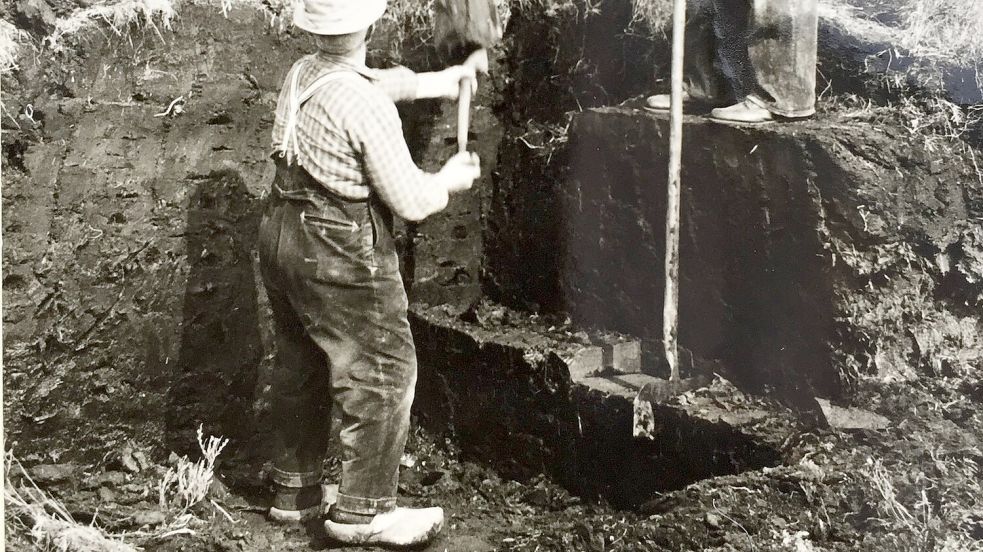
[457,77,472,154]
[664,0,687,383]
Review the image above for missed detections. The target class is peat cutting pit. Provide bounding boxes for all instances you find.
[409,303,800,510]
[4,1,982,526]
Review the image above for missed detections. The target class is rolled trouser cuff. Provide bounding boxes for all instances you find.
[334,491,397,516]
[272,466,322,488]
[746,93,815,119]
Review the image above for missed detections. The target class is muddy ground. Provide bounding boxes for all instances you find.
[2,1,983,551]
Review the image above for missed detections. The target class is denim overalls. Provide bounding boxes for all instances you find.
[258,68,416,518]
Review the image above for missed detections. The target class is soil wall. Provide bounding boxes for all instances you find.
[4,0,982,469]
[3,7,302,463]
[408,305,793,509]
[559,107,981,398]
[478,0,983,401]
[1,5,502,462]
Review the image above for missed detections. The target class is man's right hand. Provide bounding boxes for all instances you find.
[439,152,481,194]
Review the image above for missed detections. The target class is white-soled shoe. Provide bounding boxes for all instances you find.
[269,483,339,523]
[709,99,775,124]
[324,506,444,548]
[644,92,692,112]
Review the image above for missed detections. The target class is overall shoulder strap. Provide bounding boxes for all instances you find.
[277,66,360,163]
[296,70,355,105]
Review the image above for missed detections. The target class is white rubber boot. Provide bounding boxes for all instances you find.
[324,506,444,547]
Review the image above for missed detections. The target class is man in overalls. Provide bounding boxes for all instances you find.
[645,0,819,124]
[259,0,481,546]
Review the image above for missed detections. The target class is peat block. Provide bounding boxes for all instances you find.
[550,105,980,398]
[410,305,798,508]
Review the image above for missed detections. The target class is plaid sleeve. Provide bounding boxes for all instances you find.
[348,89,449,221]
[369,66,420,103]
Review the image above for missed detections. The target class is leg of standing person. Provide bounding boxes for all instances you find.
[264,165,441,545]
[314,200,417,523]
[265,167,417,524]
[305,194,443,547]
[710,0,818,122]
[645,0,732,111]
[711,0,755,101]
[259,177,334,522]
[746,0,819,117]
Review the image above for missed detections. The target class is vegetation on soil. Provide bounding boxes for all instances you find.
[5,426,231,550]
[5,454,137,552]
[1,0,981,551]
[898,0,983,66]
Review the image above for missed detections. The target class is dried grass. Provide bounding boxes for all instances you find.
[628,0,671,35]
[43,0,296,52]
[860,455,983,552]
[378,0,437,55]
[0,20,32,73]
[4,424,230,551]
[46,0,177,51]
[377,0,512,59]
[158,425,228,513]
[897,0,983,67]
[899,96,982,150]
[4,453,137,552]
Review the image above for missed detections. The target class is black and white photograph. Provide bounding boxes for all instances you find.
[1,0,981,549]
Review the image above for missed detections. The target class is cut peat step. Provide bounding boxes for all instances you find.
[409,302,802,509]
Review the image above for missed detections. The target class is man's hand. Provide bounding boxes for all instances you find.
[462,49,489,75]
[438,152,481,193]
[415,50,490,100]
[434,65,477,100]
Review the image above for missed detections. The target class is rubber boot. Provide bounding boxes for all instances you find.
[323,506,444,547]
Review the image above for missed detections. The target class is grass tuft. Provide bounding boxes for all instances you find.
[858,455,983,552]
[898,0,983,67]
[369,0,513,64]
[4,452,138,552]
[0,20,32,74]
[628,0,671,35]
[158,424,229,513]
[46,0,177,51]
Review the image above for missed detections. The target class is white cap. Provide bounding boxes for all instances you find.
[293,0,386,36]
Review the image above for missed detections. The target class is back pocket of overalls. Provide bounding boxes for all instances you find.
[304,213,357,232]
[300,211,374,279]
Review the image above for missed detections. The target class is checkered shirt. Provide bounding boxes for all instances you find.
[271,53,448,221]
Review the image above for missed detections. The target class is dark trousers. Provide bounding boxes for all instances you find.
[257,160,416,517]
[684,0,818,117]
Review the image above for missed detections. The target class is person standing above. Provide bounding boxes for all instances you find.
[260,0,482,546]
[645,0,819,124]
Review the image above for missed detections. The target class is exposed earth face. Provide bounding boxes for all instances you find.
[2,1,982,551]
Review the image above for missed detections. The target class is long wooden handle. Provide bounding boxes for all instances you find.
[457,77,472,154]
[664,0,686,383]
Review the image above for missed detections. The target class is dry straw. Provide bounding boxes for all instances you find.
[629,0,672,34]
[898,0,983,66]
[46,0,177,51]
[5,425,231,551]
[4,453,137,552]
[0,20,31,73]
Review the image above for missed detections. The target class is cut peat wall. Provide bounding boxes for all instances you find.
[5,0,983,495]
[565,108,844,396]
[485,105,983,399]
[0,6,499,461]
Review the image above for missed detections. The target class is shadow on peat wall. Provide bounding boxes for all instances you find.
[168,171,264,458]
